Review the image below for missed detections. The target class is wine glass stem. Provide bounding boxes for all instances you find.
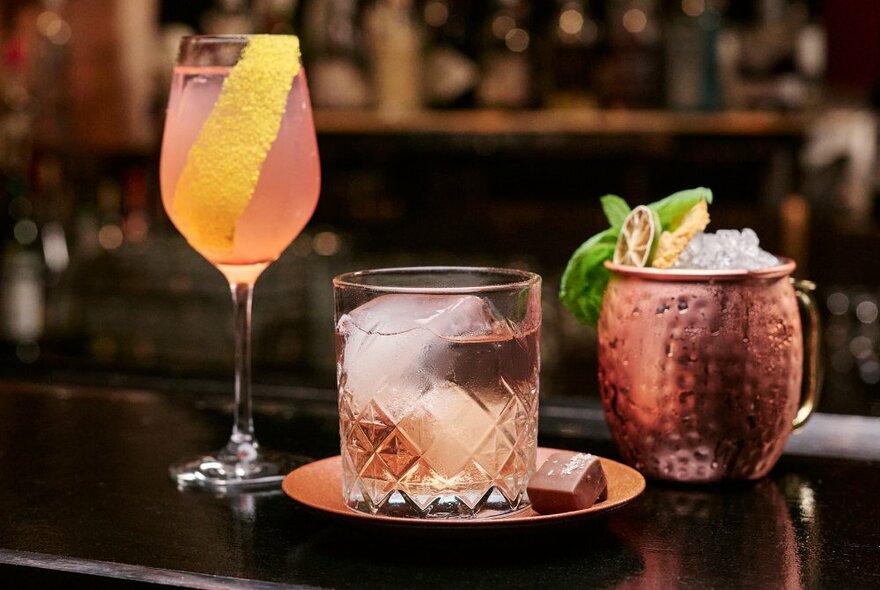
[230,281,257,453]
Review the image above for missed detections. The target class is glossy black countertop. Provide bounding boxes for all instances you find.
[0,381,878,589]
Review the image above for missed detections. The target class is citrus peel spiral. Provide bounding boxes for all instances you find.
[173,35,301,256]
[651,199,711,269]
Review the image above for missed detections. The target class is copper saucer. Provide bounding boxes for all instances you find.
[282,447,645,530]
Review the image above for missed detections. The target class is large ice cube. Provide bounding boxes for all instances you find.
[337,294,513,418]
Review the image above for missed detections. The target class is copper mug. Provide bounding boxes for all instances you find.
[597,259,821,482]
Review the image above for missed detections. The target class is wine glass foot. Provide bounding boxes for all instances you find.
[170,447,310,491]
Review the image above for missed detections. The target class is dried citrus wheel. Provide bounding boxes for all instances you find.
[613,205,660,267]
[173,35,301,257]
[651,199,710,269]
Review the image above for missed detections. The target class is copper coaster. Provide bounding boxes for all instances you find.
[282,447,645,530]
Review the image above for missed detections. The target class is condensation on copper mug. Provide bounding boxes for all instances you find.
[598,271,803,482]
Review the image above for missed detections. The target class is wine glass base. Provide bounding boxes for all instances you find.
[170,447,310,491]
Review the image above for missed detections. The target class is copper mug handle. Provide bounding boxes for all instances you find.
[791,279,823,429]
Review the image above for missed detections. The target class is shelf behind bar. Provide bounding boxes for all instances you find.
[314,109,816,137]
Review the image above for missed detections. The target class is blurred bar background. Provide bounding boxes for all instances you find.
[0,0,878,416]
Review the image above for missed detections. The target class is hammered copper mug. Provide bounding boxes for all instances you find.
[597,258,821,482]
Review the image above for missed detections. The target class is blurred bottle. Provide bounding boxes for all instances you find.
[95,178,125,253]
[0,38,31,189]
[33,155,80,354]
[365,0,425,114]
[477,0,538,108]
[122,166,151,247]
[665,0,722,110]
[1,177,46,363]
[542,0,600,108]
[733,0,819,110]
[301,0,373,109]
[794,15,826,109]
[29,3,73,149]
[34,156,71,279]
[597,0,663,108]
[0,38,45,362]
[421,0,479,109]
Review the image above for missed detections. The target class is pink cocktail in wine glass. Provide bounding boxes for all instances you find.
[160,34,320,489]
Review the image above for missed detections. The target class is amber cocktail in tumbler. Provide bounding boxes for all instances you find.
[333,267,541,518]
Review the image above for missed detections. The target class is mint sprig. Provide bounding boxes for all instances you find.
[559,187,713,327]
[649,187,713,229]
[600,194,631,229]
[559,228,617,327]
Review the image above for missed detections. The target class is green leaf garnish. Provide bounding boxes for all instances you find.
[600,194,630,230]
[559,187,713,327]
[559,228,618,327]
[649,187,713,231]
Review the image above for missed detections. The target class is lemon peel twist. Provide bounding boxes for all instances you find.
[651,199,711,269]
[173,35,301,256]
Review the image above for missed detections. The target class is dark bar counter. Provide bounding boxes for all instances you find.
[0,381,878,589]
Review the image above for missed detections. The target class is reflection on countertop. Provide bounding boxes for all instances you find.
[0,382,878,588]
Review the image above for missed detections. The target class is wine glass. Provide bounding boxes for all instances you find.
[159,35,320,489]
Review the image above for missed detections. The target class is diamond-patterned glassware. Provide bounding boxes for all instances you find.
[334,267,541,518]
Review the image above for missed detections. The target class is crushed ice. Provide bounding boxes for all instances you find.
[672,229,780,270]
